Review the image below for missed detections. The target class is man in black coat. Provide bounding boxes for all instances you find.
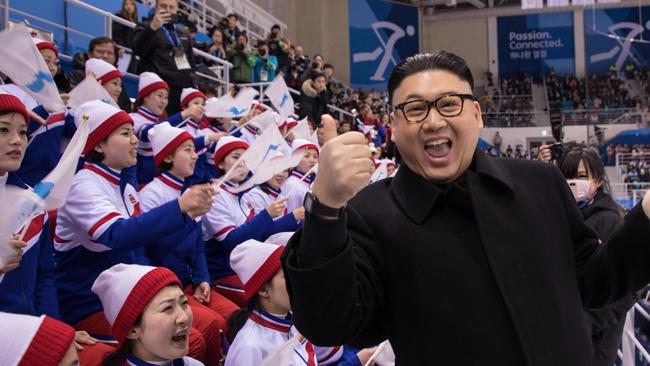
[131,0,195,115]
[281,51,650,365]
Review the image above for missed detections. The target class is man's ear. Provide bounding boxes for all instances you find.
[389,112,397,143]
[473,101,484,129]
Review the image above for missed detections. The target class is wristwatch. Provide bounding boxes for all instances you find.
[303,191,346,219]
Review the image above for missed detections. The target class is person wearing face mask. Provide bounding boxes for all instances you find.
[558,143,633,366]
[252,40,278,83]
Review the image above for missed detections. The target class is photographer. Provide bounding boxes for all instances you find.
[300,54,325,83]
[267,24,291,77]
[223,13,241,47]
[252,40,278,83]
[227,32,255,83]
[132,0,196,115]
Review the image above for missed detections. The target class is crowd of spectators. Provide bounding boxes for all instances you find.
[482,74,534,127]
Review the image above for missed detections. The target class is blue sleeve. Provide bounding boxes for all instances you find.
[32,105,48,119]
[264,213,301,237]
[139,123,156,142]
[63,113,76,139]
[35,223,60,318]
[165,112,184,127]
[97,200,193,250]
[145,221,196,261]
[194,136,206,151]
[330,346,362,366]
[221,210,275,251]
[192,225,211,285]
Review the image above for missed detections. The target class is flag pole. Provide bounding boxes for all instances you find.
[283,163,318,199]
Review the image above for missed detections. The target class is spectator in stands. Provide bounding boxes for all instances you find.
[299,70,329,127]
[493,131,502,153]
[267,24,291,77]
[227,32,255,84]
[224,13,241,47]
[132,0,196,115]
[113,0,138,49]
[252,40,278,83]
[67,36,133,112]
[557,143,632,366]
[285,56,303,95]
[293,45,310,72]
[207,25,227,60]
[67,37,118,88]
[300,54,324,83]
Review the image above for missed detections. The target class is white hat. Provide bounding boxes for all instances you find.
[85,58,122,85]
[213,136,249,167]
[265,232,294,246]
[180,88,206,108]
[149,122,194,166]
[92,263,180,343]
[138,71,169,100]
[0,312,75,366]
[291,138,319,154]
[251,101,266,113]
[230,239,285,300]
[76,100,133,155]
[32,37,58,57]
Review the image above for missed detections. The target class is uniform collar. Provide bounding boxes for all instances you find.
[137,106,159,122]
[84,162,122,186]
[126,354,185,366]
[290,169,313,184]
[4,172,29,189]
[158,172,185,192]
[390,150,513,224]
[266,185,281,198]
[220,180,239,196]
[250,309,292,333]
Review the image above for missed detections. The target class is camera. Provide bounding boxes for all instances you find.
[259,49,267,57]
[551,142,564,161]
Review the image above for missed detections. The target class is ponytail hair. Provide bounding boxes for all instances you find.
[226,294,261,343]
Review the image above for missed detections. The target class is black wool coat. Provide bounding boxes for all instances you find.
[282,151,650,365]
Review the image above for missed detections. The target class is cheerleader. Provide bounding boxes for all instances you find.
[93,264,204,366]
[85,58,123,104]
[282,139,319,213]
[178,88,227,185]
[225,239,372,366]
[202,136,301,306]
[140,122,238,365]
[240,166,305,223]
[0,94,58,318]
[54,101,213,357]
[12,38,76,186]
[130,72,205,185]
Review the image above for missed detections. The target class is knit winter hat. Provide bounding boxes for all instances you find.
[251,101,266,113]
[230,239,285,300]
[32,38,58,57]
[180,88,206,108]
[149,121,194,166]
[76,100,133,155]
[92,263,181,343]
[0,93,29,122]
[291,138,319,154]
[0,312,75,366]
[138,72,169,100]
[277,116,298,129]
[85,58,122,85]
[213,136,249,167]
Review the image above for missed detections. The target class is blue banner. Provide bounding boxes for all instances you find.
[348,0,419,90]
[497,12,575,77]
[584,6,650,75]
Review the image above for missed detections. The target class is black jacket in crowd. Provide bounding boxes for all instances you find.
[131,19,195,88]
[298,79,329,127]
[282,151,650,365]
[580,189,634,366]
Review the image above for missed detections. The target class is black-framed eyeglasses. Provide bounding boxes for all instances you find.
[394,94,476,123]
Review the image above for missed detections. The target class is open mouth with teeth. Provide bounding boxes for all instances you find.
[425,138,452,159]
[171,331,188,343]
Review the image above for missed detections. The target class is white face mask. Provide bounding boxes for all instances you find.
[566,179,593,203]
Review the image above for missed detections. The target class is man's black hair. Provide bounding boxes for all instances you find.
[387,51,474,104]
[89,37,115,53]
